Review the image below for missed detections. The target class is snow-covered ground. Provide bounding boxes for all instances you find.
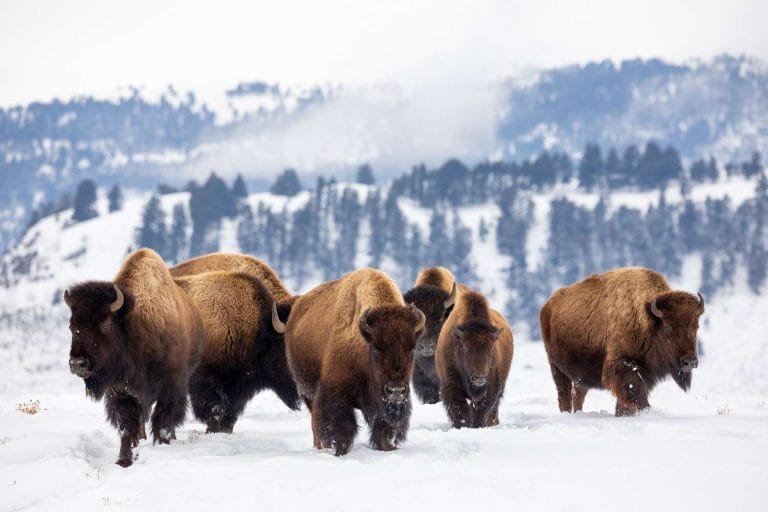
[1,338,766,512]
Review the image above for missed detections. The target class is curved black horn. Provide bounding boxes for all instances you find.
[697,292,705,312]
[359,308,375,335]
[110,285,124,313]
[272,302,286,334]
[650,298,663,319]
[411,305,426,332]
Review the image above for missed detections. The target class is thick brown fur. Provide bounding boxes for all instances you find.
[436,291,513,428]
[540,267,705,416]
[173,270,300,433]
[170,253,293,302]
[285,268,425,456]
[64,248,204,467]
[403,266,456,404]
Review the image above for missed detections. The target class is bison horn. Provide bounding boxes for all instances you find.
[650,298,663,319]
[411,305,426,332]
[109,285,124,313]
[696,292,705,312]
[359,309,375,336]
[272,302,287,334]
[444,282,457,309]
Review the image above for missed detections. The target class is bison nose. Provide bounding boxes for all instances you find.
[69,357,90,377]
[471,373,488,387]
[679,355,698,372]
[384,383,408,403]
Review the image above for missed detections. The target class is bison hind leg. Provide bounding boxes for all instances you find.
[190,370,232,433]
[549,361,575,413]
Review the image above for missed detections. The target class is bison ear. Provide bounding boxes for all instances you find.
[453,327,465,340]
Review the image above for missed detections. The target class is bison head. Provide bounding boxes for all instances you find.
[403,282,456,358]
[649,291,705,391]
[63,281,132,400]
[452,320,502,401]
[359,304,426,416]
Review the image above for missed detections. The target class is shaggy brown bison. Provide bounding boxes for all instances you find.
[282,268,426,456]
[540,267,705,416]
[64,248,203,467]
[173,270,299,433]
[170,253,293,302]
[436,290,513,428]
[403,267,458,404]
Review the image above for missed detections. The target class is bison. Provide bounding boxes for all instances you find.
[436,289,513,428]
[281,268,426,456]
[170,252,293,302]
[64,248,204,467]
[173,270,300,433]
[402,266,458,404]
[540,267,705,416]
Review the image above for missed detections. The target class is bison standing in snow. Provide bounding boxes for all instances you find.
[174,270,299,433]
[540,267,705,416]
[65,248,204,467]
[436,289,513,428]
[282,268,426,456]
[403,266,458,404]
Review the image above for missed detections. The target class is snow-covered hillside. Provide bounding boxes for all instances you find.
[1,177,767,511]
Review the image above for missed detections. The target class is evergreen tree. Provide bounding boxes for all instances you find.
[428,211,451,266]
[137,195,167,257]
[604,148,622,188]
[621,145,640,186]
[478,218,489,242]
[271,169,302,196]
[366,191,386,268]
[168,203,189,263]
[108,184,124,212]
[450,215,475,285]
[578,144,603,190]
[237,204,259,255]
[232,173,249,199]
[72,179,98,222]
[356,164,375,185]
[741,152,763,178]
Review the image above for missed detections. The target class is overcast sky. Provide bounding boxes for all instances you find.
[1,0,767,106]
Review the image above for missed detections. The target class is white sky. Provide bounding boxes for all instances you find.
[1,0,767,107]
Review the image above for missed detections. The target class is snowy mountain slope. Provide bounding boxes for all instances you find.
[0,179,767,511]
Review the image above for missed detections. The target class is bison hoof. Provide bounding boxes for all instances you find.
[116,454,136,468]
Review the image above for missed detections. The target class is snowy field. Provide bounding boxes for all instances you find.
[2,335,767,512]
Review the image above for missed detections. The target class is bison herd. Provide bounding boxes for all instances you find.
[64,249,705,467]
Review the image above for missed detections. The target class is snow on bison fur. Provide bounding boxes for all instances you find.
[284,268,426,456]
[540,267,704,416]
[64,248,204,467]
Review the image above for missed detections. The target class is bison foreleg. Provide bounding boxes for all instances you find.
[369,416,406,451]
[441,382,471,429]
[412,363,440,404]
[105,391,143,468]
[470,392,501,428]
[313,388,358,456]
[151,383,188,444]
[603,359,650,416]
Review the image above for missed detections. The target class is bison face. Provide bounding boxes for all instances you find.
[649,291,705,390]
[453,320,502,400]
[359,304,426,410]
[403,283,456,358]
[64,282,131,399]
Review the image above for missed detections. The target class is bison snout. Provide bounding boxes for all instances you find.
[470,373,488,387]
[69,356,91,377]
[678,355,698,372]
[417,340,436,357]
[384,383,409,403]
